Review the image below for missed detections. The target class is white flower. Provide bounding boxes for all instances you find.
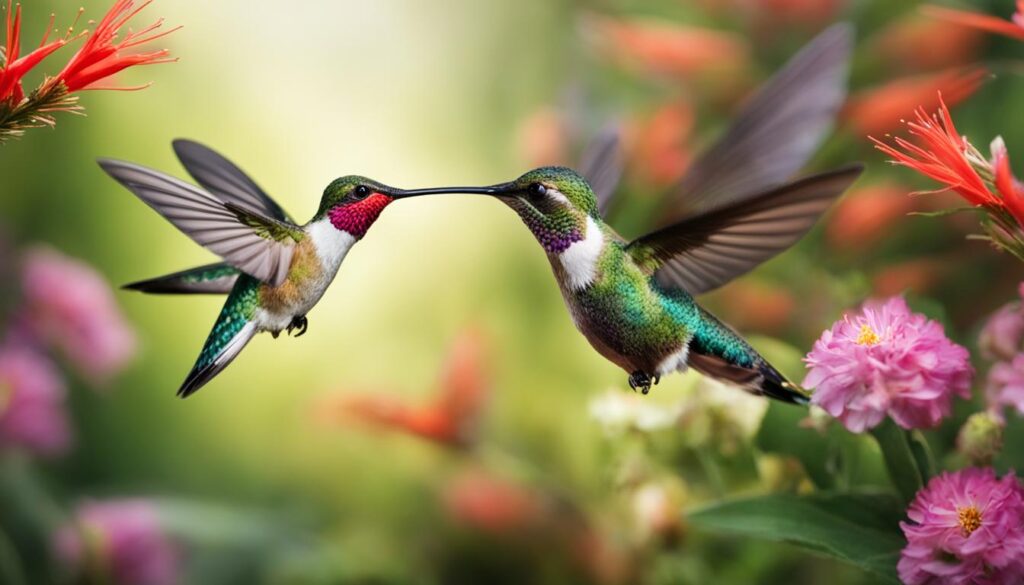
[588,389,684,435]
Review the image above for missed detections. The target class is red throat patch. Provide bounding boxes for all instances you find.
[328,193,394,238]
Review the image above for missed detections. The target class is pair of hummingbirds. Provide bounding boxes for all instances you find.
[106,24,862,401]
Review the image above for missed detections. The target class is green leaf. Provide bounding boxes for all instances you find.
[688,491,905,584]
[870,419,924,503]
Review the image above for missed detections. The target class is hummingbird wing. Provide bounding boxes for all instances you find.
[123,262,240,295]
[172,139,294,222]
[625,165,862,295]
[578,124,625,215]
[100,159,303,287]
[657,23,852,226]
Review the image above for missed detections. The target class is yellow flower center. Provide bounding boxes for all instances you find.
[957,505,982,537]
[856,324,880,346]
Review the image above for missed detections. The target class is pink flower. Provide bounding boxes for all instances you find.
[979,285,1024,362]
[899,468,1024,585]
[803,296,973,432]
[55,499,179,585]
[21,246,136,385]
[987,354,1024,422]
[0,345,70,457]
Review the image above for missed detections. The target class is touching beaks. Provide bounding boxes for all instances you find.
[390,183,516,199]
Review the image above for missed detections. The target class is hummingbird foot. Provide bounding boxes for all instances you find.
[628,370,655,395]
[287,315,308,337]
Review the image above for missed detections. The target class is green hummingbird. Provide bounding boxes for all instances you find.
[416,24,862,403]
[101,140,440,397]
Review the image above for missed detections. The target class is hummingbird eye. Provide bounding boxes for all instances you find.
[527,183,547,199]
[353,185,371,199]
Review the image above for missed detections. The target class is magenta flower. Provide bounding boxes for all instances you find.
[899,468,1024,585]
[0,344,71,457]
[55,499,179,585]
[978,284,1024,362]
[804,296,973,433]
[21,246,136,385]
[987,354,1024,421]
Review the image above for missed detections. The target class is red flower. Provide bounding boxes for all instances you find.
[922,2,1024,42]
[0,1,67,105]
[843,68,986,136]
[626,101,694,188]
[992,137,1024,226]
[54,0,178,92]
[317,329,489,447]
[871,94,998,208]
[582,13,748,79]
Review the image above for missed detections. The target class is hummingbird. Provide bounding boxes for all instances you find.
[415,24,862,403]
[101,140,440,397]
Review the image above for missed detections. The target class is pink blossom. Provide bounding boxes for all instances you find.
[987,354,1024,421]
[55,499,179,585]
[0,345,71,457]
[978,284,1024,362]
[899,468,1024,585]
[21,246,136,385]
[803,296,973,433]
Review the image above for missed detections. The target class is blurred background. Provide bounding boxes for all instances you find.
[1,0,1023,583]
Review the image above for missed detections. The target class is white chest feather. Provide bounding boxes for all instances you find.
[558,215,604,291]
[306,219,357,277]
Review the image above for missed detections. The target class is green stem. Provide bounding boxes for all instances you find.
[870,419,924,503]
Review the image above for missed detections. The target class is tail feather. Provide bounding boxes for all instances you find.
[178,276,260,397]
[124,262,239,295]
[178,321,256,397]
[688,351,808,405]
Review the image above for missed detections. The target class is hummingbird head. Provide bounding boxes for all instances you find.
[315,176,403,239]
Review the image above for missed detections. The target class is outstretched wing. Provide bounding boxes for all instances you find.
[626,165,863,295]
[660,23,853,226]
[172,139,293,222]
[578,124,625,216]
[100,159,303,287]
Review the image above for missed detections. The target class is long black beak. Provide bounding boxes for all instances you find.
[391,183,516,198]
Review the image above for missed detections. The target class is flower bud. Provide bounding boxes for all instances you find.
[956,412,1005,466]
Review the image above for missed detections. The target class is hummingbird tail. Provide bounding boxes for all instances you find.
[757,365,810,406]
[178,277,261,398]
[179,320,256,398]
[688,351,809,406]
[123,262,240,295]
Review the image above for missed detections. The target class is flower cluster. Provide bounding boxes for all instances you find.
[803,296,972,433]
[899,468,1024,584]
[873,95,1024,260]
[979,283,1024,422]
[55,499,179,585]
[0,0,177,141]
[0,245,135,457]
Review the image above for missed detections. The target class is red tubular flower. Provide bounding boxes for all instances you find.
[54,0,178,92]
[922,2,1024,42]
[871,94,998,208]
[317,329,489,448]
[844,68,986,136]
[582,13,749,78]
[0,1,66,105]
[992,138,1024,226]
